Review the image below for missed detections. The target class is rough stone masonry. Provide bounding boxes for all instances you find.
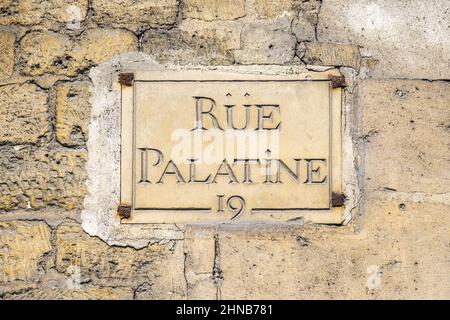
[0,0,449,300]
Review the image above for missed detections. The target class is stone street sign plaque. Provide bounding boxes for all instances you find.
[120,70,344,224]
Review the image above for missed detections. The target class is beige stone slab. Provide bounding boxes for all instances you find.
[187,194,449,299]
[317,0,450,79]
[120,70,344,224]
[182,0,246,21]
[361,80,450,194]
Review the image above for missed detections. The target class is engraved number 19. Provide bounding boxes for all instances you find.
[217,195,245,220]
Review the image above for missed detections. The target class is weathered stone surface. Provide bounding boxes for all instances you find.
[179,19,241,51]
[0,32,15,80]
[292,14,316,42]
[0,147,87,210]
[142,20,240,65]
[20,30,137,76]
[361,80,450,194]
[77,29,138,67]
[296,0,322,25]
[47,0,89,24]
[0,221,51,283]
[187,194,449,299]
[92,0,177,32]
[235,23,296,64]
[0,208,80,228]
[358,194,450,299]
[0,83,48,144]
[4,287,133,300]
[183,0,246,21]
[0,0,89,26]
[19,32,73,76]
[0,0,39,26]
[35,74,71,90]
[254,0,294,18]
[184,227,217,299]
[55,221,186,298]
[56,81,91,147]
[303,42,361,69]
[215,226,355,299]
[317,0,450,79]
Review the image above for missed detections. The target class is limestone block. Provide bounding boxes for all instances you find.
[56,81,91,147]
[92,0,177,32]
[19,32,73,76]
[317,0,450,79]
[4,287,133,300]
[361,80,450,193]
[20,29,137,76]
[292,14,316,42]
[358,193,450,299]
[179,19,241,51]
[0,0,88,26]
[216,225,359,299]
[142,20,241,65]
[0,83,48,144]
[47,0,89,24]
[0,221,51,283]
[254,0,294,18]
[55,221,186,298]
[235,24,296,64]
[77,29,138,67]
[0,31,15,80]
[34,75,71,90]
[303,42,361,69]
[0,147,87,210]
[183,226,217,299]
[182,0,246,21]
[200,194,450,299]
[296,0,322,25]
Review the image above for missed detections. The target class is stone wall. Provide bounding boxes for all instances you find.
[0,0,449,299]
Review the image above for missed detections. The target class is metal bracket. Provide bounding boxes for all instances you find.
[119,73,134,86]
[329,75,346,89]
[331,192,346,207]
[117,204,132,219]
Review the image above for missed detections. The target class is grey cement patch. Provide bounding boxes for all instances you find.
[81,52,361,247]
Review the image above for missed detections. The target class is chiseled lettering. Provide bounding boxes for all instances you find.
[304,159,327,184]
[276,159,302,183]
[256,104,281,130]
[192,96,223,131]
[138,148,163,183]
[188,158,211,183]
[224,105,252,130]
[157,160,186,184]
[233,158,260,183]
[211,159,238,184]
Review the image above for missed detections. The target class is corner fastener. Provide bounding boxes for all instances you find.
[329,75,346,89]
[331,192,346,207]
[117,204,132,219]
[119,73,134,86]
